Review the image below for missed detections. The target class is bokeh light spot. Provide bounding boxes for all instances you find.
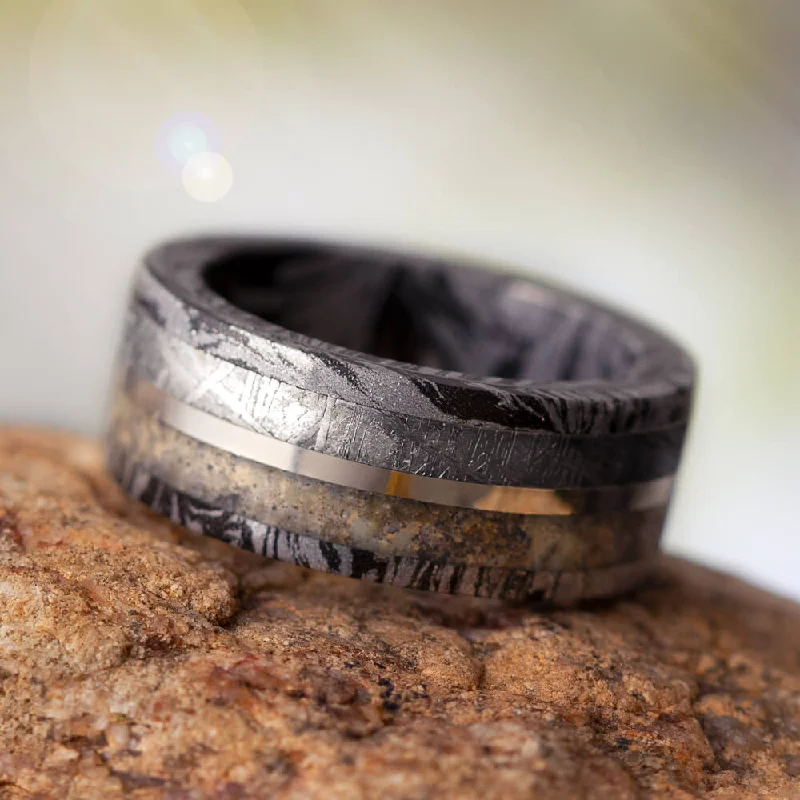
[156,112,221,174]
[167,121,209,166]
[29,0,262,191]
[181,152,233,202]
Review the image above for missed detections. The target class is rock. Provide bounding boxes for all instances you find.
[0,428,797,799]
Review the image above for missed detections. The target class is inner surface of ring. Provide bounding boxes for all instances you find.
[205,244,640,382]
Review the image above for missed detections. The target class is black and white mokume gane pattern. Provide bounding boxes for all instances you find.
[107,236,696,603]
[107,444,657,605]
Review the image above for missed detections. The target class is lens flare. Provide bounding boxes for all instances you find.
[181,151,233,202]
[156,112,221,174]
[29,0,262,191]
[167,122,209,165]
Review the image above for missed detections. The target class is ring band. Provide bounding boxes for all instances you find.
[106,237,695,603]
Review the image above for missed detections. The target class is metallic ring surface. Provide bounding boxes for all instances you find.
[106,236,696,603]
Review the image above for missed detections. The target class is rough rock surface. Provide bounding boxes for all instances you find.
[0,429,797,799]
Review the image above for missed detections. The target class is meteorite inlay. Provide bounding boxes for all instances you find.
[106,236,695,602]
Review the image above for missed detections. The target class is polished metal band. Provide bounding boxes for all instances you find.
[106,236,695,603]
[130,379,673,516]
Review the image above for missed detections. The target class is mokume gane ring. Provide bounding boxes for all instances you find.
[106,237,695,603]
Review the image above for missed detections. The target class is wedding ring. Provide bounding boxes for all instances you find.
[107,237,695,603]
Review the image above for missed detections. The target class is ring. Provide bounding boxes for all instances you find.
[106,237,695,603]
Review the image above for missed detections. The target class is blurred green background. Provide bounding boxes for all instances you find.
[0,1,797,598]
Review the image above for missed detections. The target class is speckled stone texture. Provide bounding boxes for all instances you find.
[0,429,797,800]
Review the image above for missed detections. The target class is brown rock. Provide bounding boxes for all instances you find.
[0,428,797,799]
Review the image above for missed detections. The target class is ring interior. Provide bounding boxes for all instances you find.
[204,243,641,383]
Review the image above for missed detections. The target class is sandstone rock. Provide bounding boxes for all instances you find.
[0,428,797,799]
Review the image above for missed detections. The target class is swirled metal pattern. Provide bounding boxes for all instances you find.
[107,237,695,602]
